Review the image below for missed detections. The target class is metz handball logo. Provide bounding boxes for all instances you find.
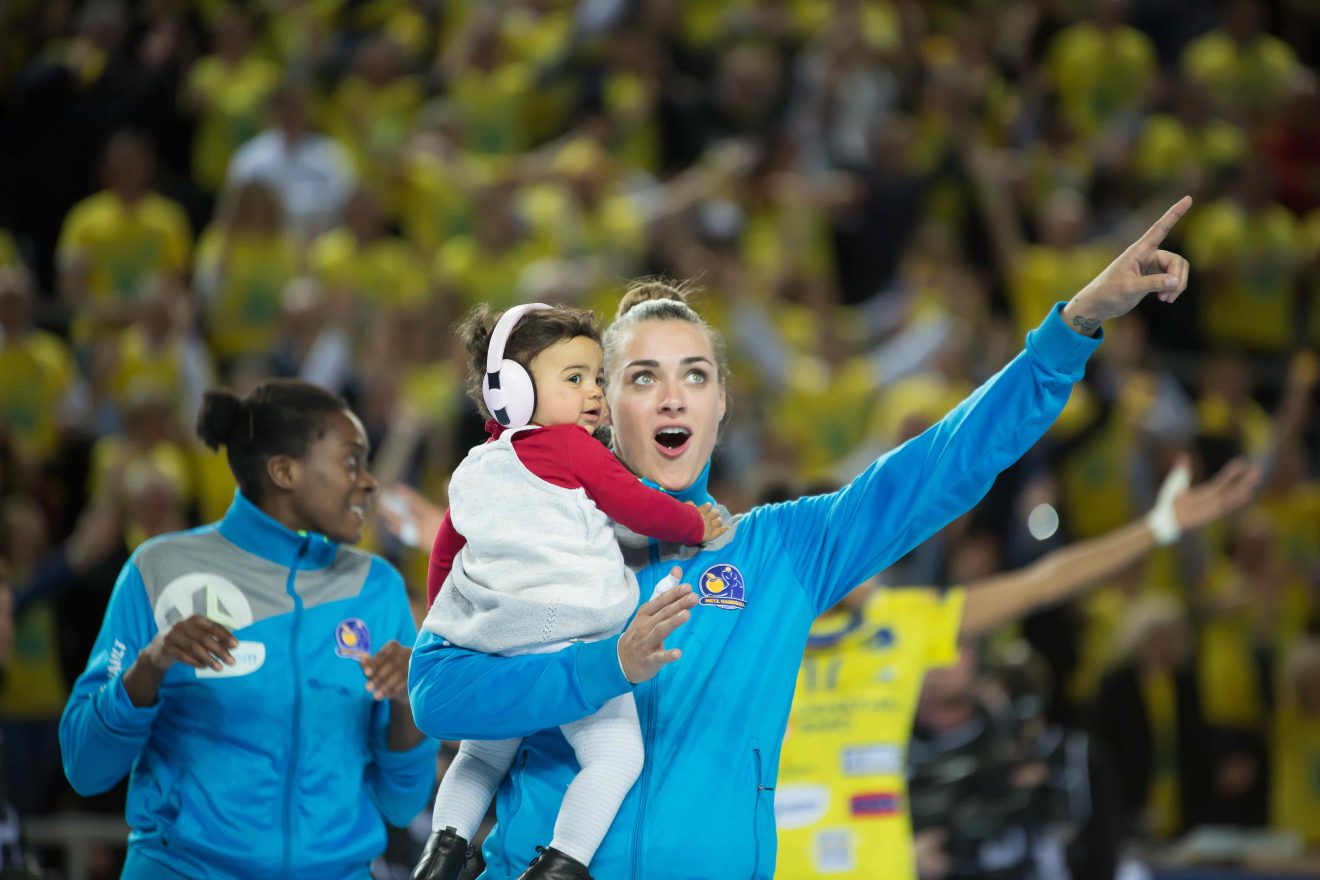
[697,563,746,611]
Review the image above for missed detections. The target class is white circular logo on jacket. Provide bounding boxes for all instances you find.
[153,573,254,632]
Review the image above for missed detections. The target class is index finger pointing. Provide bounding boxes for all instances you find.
[1136,195,1193,250]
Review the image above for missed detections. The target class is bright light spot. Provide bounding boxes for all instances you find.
[1027,503,1059,541]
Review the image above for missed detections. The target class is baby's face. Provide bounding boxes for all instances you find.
[529,336,607,432]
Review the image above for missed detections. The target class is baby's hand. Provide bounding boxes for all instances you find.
[693,502,727,543]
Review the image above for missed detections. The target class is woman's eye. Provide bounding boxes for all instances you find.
[686,370,707,384]
[631,372,655,386]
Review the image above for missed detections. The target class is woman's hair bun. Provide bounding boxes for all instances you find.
[615,278,693,319]
[196,389,244,451]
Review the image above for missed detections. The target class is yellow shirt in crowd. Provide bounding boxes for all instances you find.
[1131,114,1247,189]
[310,229,430,309]
[57,191,192,343]
[195,226,301,362]
[1182,30,1299,116]
[1010,244,1109,344]
[1046,22,1157,136]
[0,329,77,464]
[186,53,281,193]
[1185,199,1301,352]
[776,587,965,879]
[1272,703,1320,846]
[1141,668,1181,839]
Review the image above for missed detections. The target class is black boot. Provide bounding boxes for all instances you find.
[412,826,474,880]
[516,846,593,880]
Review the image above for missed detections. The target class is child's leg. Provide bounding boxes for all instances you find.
[550,694,644,864]
[431,737,522,839]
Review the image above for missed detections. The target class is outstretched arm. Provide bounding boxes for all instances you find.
[757,199,1196,614]
[961,456,1260,636]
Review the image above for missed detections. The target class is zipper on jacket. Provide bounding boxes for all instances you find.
[752,748,772,877]
[628,541,663,880]
[281,537,310,880]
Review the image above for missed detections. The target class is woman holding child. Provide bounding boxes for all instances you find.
[410,199,1195,880]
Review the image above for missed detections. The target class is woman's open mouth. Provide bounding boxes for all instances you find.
[654,426,692,458]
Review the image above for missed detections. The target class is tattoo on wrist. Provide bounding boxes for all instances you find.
[1071,314,1102,336]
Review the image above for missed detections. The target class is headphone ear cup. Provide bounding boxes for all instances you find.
[485,359,536,428]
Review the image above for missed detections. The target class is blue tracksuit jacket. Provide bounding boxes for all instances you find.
[409,304,1101,879]
[60,492,438,880]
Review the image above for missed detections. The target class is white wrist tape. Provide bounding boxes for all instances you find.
[1146,463,1190,546]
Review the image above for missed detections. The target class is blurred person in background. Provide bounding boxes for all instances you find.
[59,380,436,880]
[1180,0,1302,122]
[56,131,192,353]
[1272,638,1320,846]
[183,5,281,202]
[1183,162,1304,354]
[1088,597,1220,840]
[225,80,357,240]
[0,267,83,472]
[309,186,430,320]
[193,180,299,368]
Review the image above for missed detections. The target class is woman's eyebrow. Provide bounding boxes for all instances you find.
[625,356,712,369]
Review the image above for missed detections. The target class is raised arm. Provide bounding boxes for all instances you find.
[756,198,1194,615]
[960,457,1261,636]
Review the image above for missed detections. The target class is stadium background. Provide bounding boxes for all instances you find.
[0,0,1317,877]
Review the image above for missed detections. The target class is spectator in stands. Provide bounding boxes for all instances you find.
[56,131,192,352]
[226,81,356,239]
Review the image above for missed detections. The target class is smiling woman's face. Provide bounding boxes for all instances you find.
[605,319,725,491]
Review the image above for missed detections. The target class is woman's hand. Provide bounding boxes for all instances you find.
[142,615,237,673]
[123,614,238,707]
[1061,196,1193,336]
[618,568,698,684]
[361,640,412,703]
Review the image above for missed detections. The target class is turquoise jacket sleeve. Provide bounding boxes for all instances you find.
[759,303,1102,616]
[58,559,163,796]
[409,629,632,740]
[365,562,439,826]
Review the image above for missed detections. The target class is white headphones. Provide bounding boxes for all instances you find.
[482,303,551,428]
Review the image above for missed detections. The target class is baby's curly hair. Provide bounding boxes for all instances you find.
[458,304,601,421]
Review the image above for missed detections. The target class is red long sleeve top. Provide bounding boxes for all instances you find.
[426,422,705,605]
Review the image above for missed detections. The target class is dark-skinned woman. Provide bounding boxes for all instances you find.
[60,379,437,880]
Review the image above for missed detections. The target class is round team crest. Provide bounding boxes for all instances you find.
[697,563,746,610]
[335,618,372,660]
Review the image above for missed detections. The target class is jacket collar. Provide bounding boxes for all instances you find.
[217,490,340,569]
[641,459,713,506]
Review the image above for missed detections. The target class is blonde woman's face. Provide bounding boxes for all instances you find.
[605,319,725,491]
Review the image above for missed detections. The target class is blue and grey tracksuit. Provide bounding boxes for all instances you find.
[60,492,438,880]
[409,304,1102,878]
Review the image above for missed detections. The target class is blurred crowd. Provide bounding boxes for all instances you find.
[0,0,1317,876]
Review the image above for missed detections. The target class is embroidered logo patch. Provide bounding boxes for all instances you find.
[334,618,372,660]
[697,563,746,610]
